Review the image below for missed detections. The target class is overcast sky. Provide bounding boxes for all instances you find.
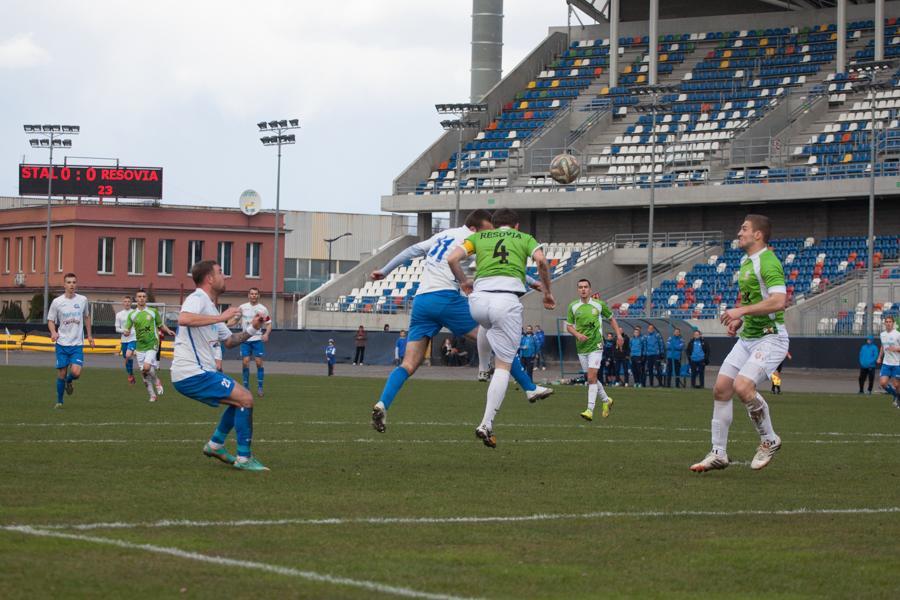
[1,1,570,215]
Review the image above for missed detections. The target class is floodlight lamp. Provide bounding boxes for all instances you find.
[289,119,299,127]
[285,134,296,143]
[257,121,268,130]
[29,139,39,147]
[49,124,61,132]
[39,139,50,146]
[42,125,53,132]
[276,119,286,128]
[23,125,34,132]
[268,120,279,128]
[62,140,72,147]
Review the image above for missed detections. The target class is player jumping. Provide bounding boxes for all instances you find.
[691,215,788,473]
[172,260,269,471]
[124,289,174,402]
[114,295,137,385]
[448,208,555,448]
[370,209,552,433]
[238,287,271,397]
[877,314,900,409]
[565,279,623,421]
[48,273,94,408]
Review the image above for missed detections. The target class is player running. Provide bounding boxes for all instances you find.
[114,295,137,385]
[47,273,94,408]
[691,215,788,473]
[238,287,271,397]
[172,260,269,471]
[124,289,174,402]
[877,315,900,408]
[448,208,555,448]
[565,279,623,421]
[369,209,552,433]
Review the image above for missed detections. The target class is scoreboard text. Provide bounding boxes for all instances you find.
[19,164,163,199]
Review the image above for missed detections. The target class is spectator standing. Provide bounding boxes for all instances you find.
[643,324,664,387]
[519,326,538,380]
[858,336,879,394]
[452,336,470,366]
[686,330,710,388]
[441,338,454,366]
[325,339,336,376]
[602,332,616,385]
[630,326,646,388]
[665,327,686,388]
[395,329,408,366]
[533,325,547,370]
[614,332,631,386]
[353,326,367,365]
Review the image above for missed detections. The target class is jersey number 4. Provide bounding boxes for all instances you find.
[492,240,509,264]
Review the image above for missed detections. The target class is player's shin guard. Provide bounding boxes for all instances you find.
[142,373,154,396]
[211,405,236,445]
[509,357,537,392]
[378,367,409,410]
[481,369,510,429]
[587,383,598,411]
[257,367,264,388]
[56,378,65,403]
[476,327,492,372]
[711,399,733,455]
[746,392,777,442]
[234,406,253,458]
[242,367,250,388]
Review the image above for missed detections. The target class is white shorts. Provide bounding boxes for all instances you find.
[578,350,603,372]
[719,333,789,386]
[137,349,159,369]
[468,291,523,364]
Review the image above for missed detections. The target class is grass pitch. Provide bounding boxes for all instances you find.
[1,365,899,599]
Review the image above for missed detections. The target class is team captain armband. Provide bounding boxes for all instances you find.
[462,239,476,255]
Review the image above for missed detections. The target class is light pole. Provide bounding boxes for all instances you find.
[848,60,894,335]
[24,124,78,323]
[632,85,676,317]
[324,232,353,280]
[436,103,487,227]
[258,118,300,328]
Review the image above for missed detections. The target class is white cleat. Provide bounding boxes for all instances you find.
[155,383,164,396]
[149,395,157,403]
[690,451,729,473]
[477,371,490,382]
[750,436,782,471]
[526,385,554,404]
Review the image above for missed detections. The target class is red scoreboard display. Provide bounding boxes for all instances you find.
[18,164,163,200]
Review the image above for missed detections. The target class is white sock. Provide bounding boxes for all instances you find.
[374,401,385,411]
[207,440,224,450]
[587,384,598,410]
[746,392,777,442]
[142,372,153,395]
[711,399,733,455]
[476,327,492,372]
[149,366,159,386]
[481,368,510,430]
[596,382,609,403]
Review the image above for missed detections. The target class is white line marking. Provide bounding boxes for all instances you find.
[2,438,897,445]
[14,507,900,533]
[0,525,475,600]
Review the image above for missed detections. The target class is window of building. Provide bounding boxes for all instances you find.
[56,235,64,272]
[16,238,23,273]
[97,237,115,274]
[218,241,233,277]
[29,237,36,272]
[187,240,204,273]
[128,238,145,275]
[158,239,174,275]
[2,238,9,273]
[246,242,261,278]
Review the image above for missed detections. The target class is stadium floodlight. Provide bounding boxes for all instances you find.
[435,103,489,226]
[23,121,79,323]
[257,117,301,328]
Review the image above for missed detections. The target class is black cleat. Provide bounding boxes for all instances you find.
[65,380,74,396]
[371,405,386,433]
[475,425,497,448]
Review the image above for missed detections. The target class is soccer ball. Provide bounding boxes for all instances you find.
[549,153,581,184]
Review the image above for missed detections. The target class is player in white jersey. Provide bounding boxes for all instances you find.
[369,210,551,433]
[114,295,137,385]
[877,315,900,408]
[238,288,271,397]
[172,260,269,471]
[47,273,94,408]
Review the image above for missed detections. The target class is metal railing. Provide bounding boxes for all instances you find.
[613,231,723,249]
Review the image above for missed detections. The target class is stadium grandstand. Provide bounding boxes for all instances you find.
[300,0,900,342]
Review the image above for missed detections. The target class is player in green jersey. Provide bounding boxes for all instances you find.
[447,208,556,448]
[124,289,175,402]
[691,215,788,473]
[566,279,623,421]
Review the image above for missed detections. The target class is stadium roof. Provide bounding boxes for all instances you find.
[571,0,879,23]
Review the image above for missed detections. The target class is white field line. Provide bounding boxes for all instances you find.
[6,420,900,438]
[12,507,900,533]
[0,526,473,600]
[3,437,899,445]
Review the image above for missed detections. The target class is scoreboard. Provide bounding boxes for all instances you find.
[18,164,163,200]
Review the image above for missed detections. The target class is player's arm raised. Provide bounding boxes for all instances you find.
[371,237,433,281]
[532,248,555,309]
[222,313,266,349]
[179,305,240,327]
[446,246,472,294]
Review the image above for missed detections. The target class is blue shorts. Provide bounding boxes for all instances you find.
[55,345,84,369]
[120,341,137,357]
[408,290,478,342]
[880,364,900,379]
[173,371,236,407]
[240,340,266,358]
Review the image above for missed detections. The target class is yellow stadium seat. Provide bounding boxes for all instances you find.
[720,60,729,69]
[600,87,609,95]
[760,38,768,46]
[637,74,646,83]
[659,53,668,62]
[527,81,536,89]
[723,50,732,58]
[519,101,529,109]
[551,80,559,88]
[843,153,852,163]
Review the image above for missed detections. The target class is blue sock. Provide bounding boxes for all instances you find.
[125,358,133,375]
[242,367,250,388]
[257,367,264,388]
[66,373,75,383]
[56,378,65,403]
[211,405,236,445]
[234,407,253,458]
[510,357,537,392]
[378,367,410,410]
[887,384,897,397]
